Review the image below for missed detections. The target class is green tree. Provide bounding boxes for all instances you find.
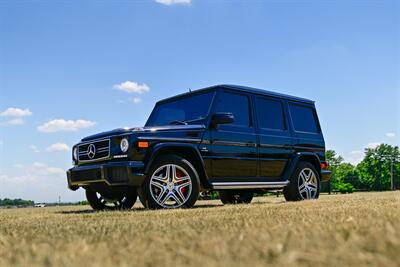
[326,150,344,169]
[323,150,344,192]
[0,198,34,207]
[356,144,400,191]
[333,163,357,193]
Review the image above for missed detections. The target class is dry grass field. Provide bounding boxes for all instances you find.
[0,191,399,267]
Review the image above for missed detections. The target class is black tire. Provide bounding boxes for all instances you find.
[85,188,137,211]
[219,190,253,204]
[283,161,320,202]
[140,155,200,209]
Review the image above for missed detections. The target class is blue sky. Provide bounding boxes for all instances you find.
[0,0,399,202]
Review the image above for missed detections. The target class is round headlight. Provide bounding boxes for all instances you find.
[73,147,78,160]
[120,138,129,153]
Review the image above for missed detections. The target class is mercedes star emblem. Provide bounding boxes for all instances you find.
[87,144,96,159]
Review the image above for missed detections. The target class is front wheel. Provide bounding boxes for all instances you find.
[140,155,200,209]
[85,189,137,211]
[283,161,320,201]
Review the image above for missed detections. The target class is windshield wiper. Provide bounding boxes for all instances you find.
[169,120,188,125]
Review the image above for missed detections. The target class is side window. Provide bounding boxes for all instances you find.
[256,97,286,131]
[215,92,251,127]
[289,104,320,133]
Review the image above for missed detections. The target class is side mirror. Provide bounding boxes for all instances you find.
[211,112,234,127]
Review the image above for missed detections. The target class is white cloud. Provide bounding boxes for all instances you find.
[113,81,150,94]
[132,97,142,104]
[366,142,381,149]
[0,163,81,203]
[37,119,96,133]
[345,150,364,165]
[155,0,191,5]
[0,162,64,184]
[0,107,32,117]
[5,118,24,125]
[386,132,396,138]
[46,143,70,152]
[30,145,40,153]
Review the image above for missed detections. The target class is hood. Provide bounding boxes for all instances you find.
[81,128,132,142]
[81,124,206,142]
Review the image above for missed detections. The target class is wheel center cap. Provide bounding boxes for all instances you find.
[167,182,174,190]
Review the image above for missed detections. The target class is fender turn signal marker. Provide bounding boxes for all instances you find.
[138,141,149,148]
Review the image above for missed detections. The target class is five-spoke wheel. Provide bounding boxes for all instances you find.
[149,164,193,208]
[298,168,319,199]
[139,155,200,209]
[283,161,320,201]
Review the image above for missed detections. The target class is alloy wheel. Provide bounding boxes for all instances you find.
[298,168,319,199]
[149,164,193,208]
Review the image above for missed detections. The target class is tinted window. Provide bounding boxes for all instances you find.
[146,92,214,126]
[289,104,320,133]
[215,92,251,127]
[256,97,286,130]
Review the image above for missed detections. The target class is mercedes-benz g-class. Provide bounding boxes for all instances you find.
[67,84,331,210]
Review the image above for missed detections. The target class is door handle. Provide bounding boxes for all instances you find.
[247,142,257,148]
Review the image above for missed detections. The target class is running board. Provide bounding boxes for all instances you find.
[211,181,290,190]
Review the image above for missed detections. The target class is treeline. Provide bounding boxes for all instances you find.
[0,198,34,207]
[323,144,400,193]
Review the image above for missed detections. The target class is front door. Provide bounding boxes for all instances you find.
[210,90,257,182]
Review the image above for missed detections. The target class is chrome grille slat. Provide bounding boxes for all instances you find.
[78,139,110,162]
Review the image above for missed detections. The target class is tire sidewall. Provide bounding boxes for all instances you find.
[141,155,200,209]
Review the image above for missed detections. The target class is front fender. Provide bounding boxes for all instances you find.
[143,142,205,174]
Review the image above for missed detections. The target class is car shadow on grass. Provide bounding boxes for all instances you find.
[55,199,286,215]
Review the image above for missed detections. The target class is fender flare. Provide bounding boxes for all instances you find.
[144,142,206,176]
[283,152,322,180]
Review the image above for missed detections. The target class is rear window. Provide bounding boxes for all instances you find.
[256,97,286,131]
[289,104,320,133]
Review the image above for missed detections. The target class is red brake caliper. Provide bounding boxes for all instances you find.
[175,169,186,194]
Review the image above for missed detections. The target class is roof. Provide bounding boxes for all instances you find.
[158,84,314,104]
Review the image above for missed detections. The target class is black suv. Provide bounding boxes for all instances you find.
[67,85,331,210]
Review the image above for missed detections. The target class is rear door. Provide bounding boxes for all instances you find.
[288,102,325,155]
[254,96,294,180]
[210,90,257,181]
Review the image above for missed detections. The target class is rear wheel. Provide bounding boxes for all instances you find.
[283,161,320,201]
[85,189,137,211]
[219,190,253,204]
[140,155,200,209]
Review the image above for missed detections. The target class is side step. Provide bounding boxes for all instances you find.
[210,181,289,190]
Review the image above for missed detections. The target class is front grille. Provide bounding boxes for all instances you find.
[70,169,102,182]
[78,139,110,162]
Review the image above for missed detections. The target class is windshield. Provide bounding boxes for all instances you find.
[146,92,214,126]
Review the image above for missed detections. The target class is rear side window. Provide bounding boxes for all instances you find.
[289,104,320,133]
[215,92,251,127]
[256,97,286,130]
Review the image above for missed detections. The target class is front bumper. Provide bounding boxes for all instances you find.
[67,161,145,190]
[321,170,332,182]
